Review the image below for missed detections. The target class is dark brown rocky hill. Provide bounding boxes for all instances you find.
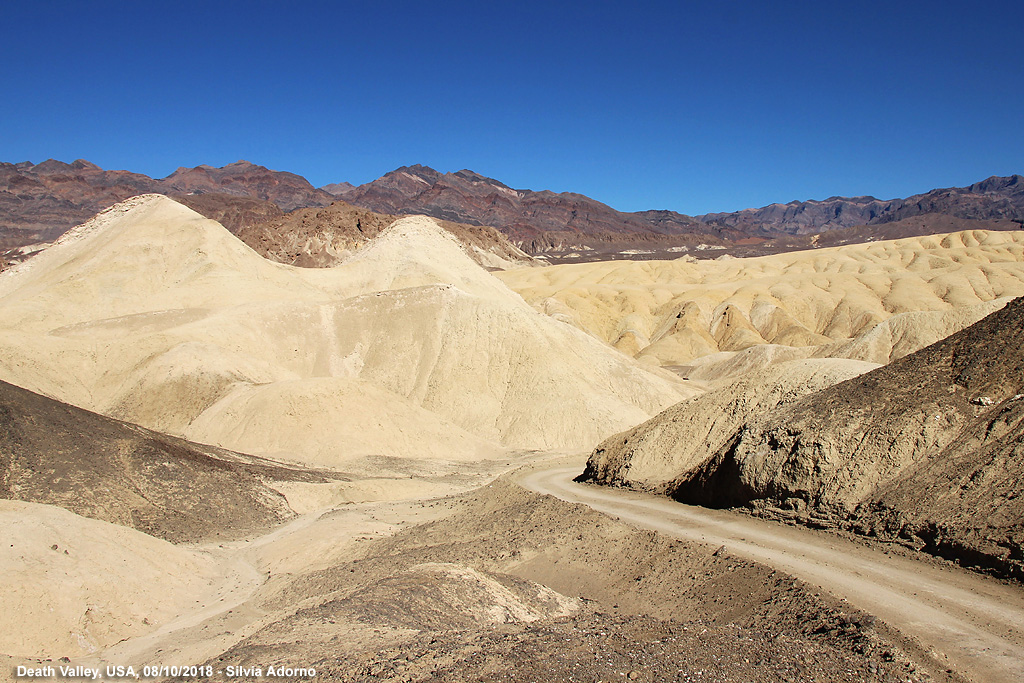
[667,296,1024,579]
[0,159,332,249]
[0,379,343,543]
[162,160,336,211]
[172,192,285,233]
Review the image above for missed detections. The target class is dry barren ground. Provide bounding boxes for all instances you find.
[5,202,1024,683]
[10,456,1022,683]
[524,464,1024,683]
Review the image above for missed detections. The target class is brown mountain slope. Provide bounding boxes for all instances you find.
[881,175,1024,224]
[5,159,1022,261]
[723,213,1024,258]
[697,195,897,235]
[662,296,1024,579]
[171,192,285,233]
[0,159,332,248]
[0,379,343,543]
[321,181,355,196]
[234,199,536,269]
[0,159,155,240]
[696,175,1024,237]
[161,160,336,211]
[341,166,1024,256]
[341,165,730,251]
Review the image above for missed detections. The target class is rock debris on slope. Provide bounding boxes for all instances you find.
[589,296,1024,580]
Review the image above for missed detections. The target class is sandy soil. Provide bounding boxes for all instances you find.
[10,456,1023,682]
[523,465,1024,683]
[0,196,688,463]
[5,201,1024,683]
[498,229,1024,369]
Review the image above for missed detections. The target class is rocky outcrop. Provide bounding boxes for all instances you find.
[667,296,1024,579]
[0,379,342,543]
[580,359,878,492]
[171,192,285,233]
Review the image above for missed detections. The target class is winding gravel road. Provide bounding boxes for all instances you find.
[519,466,1024,683]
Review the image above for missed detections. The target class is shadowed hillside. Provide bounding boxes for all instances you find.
[588,297,1024,579]
[0,379,347,543]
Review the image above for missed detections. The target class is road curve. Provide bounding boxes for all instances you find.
[519,466,1024,683]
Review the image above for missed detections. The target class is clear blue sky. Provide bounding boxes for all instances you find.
[2,1,1022,215]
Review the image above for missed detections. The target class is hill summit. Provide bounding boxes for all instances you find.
[0,196,690,467]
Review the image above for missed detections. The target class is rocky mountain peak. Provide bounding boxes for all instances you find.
[31,159,77,174]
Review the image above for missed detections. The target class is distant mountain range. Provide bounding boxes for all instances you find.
[0,159,332,246]
[1,158,1021,258]
[695,174,1024,235]
[330,165,725,252]
[332,165,1024,242]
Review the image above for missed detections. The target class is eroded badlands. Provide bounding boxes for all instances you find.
[3,196,1024,682]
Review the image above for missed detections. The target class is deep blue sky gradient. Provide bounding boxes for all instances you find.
[2,1,1022,214]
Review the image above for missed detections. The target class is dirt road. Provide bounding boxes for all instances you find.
[519,465,1024,683]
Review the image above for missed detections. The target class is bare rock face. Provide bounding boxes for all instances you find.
[671,296,1024,579]
[580,359,878,493]
[0,159,156,242]
[171,192,285,233]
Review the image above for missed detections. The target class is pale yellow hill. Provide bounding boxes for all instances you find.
[0,196,690,465]
[498,230,1024,372]
[0,500,219,658]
